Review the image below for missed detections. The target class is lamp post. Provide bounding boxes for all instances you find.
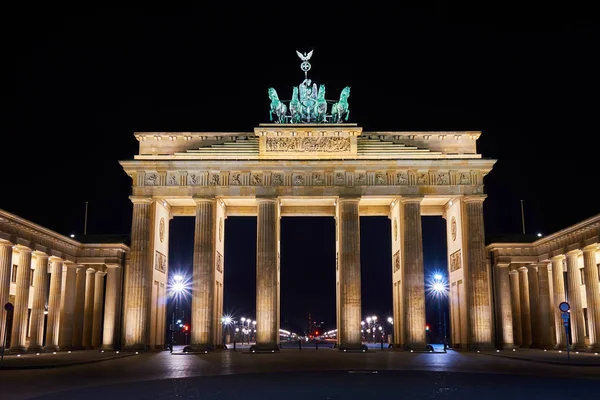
[428,272,449,351]
[170,274,185,350]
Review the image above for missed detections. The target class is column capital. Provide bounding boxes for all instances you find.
[526,264,539,271]
[13,244,32,253]
[0,239,13,247]
[95,270,107,277]
[508,269,519,275]
[462,195,487,203]
[566,249,582,257]
[338,197,360,204]
[399,196,423,204]
[86,267,96,274]
[48,256,63,263]
[255,197,279,204]
[105,263,121,269]
[551,254,565,261]
[32,250,48,259]
[583,244,599,253]
[518,266,528,272]
[192,197,217,205]
[129,196,153,204]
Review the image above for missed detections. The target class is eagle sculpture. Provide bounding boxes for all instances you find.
[296,50,313,61]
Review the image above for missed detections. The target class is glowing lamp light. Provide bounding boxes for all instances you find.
[537,233,542,237]
[172,282,184,293]
[174,275,183,283]
[387,317,393,324]
[70,234,75,238]
[434,273,443,281]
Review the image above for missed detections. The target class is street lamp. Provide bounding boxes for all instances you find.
[169,272,190,350]
[427,271,449,351]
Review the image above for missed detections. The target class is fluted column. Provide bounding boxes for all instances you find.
[71,266,87,349]
[537,263,554,348]
[91,270,106,348]
[255,198,280,351]
[338,198,361,350]
[43,257,63,352]
[527,265,541,347]
[0,241,13,350]
[518,267,532,347]
[28,254,49,352]
[82,268,96,349]
[496,264,514,348]
[566,250,585,348]
[123,197,153,350]
[551,255,566,347]
[401,197,426,350]
[58,263,78,349]
[463,196,493,348]
[9,246,32,353]
[102,264,123,350]
[508,269,522,346]
[190,198,217,351]
[582,245,600,350]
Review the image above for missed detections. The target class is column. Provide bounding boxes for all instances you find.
[28,253,49,352]
[9,246,32,353]
[508,269,522,346]
[255,198,280,351]
[582,245,600,350]
[43,257,63,352]
[527,265,541,347]
[518,267,532,347]
[551,255,566,347]
[537,262,554,348]
[495,264,514,348]
[82,268,96,349]
[71,266,87,349]
[463,197,494,348]
[0,241,13,350]
[58,263,78,349]
[338,198,361,351]
[102,264,123,350]
[92,270,106,348]
[401,197,426,350]
[190,198,217,351]
[123,197,152,350]
[566,250,585,348]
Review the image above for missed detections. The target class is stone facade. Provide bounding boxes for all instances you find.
[120,123,497,351]
[0,209,128,353]
[487,214,600,351]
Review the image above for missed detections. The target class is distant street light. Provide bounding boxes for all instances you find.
[427,271,449,351]
[169,271,191,349]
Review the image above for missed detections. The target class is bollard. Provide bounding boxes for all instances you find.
[233,340,236,351]
[316,340,319,351]
[380,338,384,351]
[299,339,302,351]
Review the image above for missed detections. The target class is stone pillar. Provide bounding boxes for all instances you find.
[463,197,494,348]
[9,246,32,353]
[551,255,566,347]
[582,245,600,350]
[518,267,532,347]
[123,197,153,350]
[92,270,106,348]
[537,262,554,348]
[28,254,49,352]
[58,263,78,350]
[43,257,63,352]
[0,241,13,350]
[190,198,217,351]
[71,266,87,349]
[566,250,585,349]
[508,269,522,346]
[255,198,280,352]
[82,268,96,349]
[496,264,514,348]
[401,197,426,350]
[527,265,541,347]
[338,198,362,351]
[102,264,123,350]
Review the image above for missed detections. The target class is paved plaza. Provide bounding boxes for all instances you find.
[1,348,600,399]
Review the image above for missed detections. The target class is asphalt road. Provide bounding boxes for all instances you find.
[1,349,598,400]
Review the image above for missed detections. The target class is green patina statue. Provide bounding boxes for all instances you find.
[266,50,351,124]
[331,86,351,123]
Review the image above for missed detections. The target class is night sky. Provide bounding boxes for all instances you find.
[4,7,598,337]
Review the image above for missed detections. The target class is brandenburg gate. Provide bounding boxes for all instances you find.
[118,51,497,352]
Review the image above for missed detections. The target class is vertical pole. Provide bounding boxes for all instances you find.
[443,311,447,352]
[565,324,570,360]
[84,201,89,235]
[1,317,6,365]
[520,200,526,234]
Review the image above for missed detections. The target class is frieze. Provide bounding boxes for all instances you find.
[265,137,351,152]
[155,250,166,273]
[216,252,223,273]
[335,172,346,185]
[393,250,400,273]
[271,173,283,186]
[450,249,462,272]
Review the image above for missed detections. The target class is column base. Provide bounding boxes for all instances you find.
[27,345,44,353]
[8,345,27,354]
[42,345,60,353]
[186,343,215,353]
[251,343,279,353]
[500,344,517,350]
[100,344,116,351]
[122,343,149,352]
[585,345,600,353]
[339,342,366,352]
[468,343,496,352]
[404,342,429,352]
